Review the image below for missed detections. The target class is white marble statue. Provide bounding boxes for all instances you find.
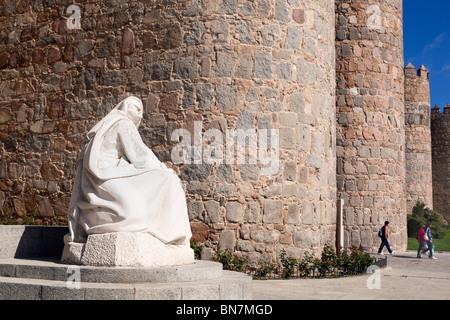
[62,96,193,267]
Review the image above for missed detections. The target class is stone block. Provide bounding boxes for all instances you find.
[216,52,236,77]
[239,164,260,181]
[204,200,220,223]
[41,284,85,300]
[144,60,172,81]
[260,25,280,47]
[217,84,238,109]
[279,127,296,149]
[218,230,236,251]
[60,241,85,264]
[0,281,41,300]
[274,0,290,22]
[211,20,229,43]
[174,57,198,79]
[99,70,127,86]
[293,229,313,248]
[187,201,204,220]
[286,25,302,50]
[250,230,280,244]
[263,200,282,224]
[302,201,314,225]
[297,124,311,152]
[181,282,220,300]
[78,232,194,267]
[190,221,209,243]
[135,285,182,300]
[226,202,243,223]
[196,83,215,108]
[287,203,300,224]
[254,50,272,79]
[244,202,260,223]
[236,54,253,78]
[84,286,135,300]
[289,92,305,113]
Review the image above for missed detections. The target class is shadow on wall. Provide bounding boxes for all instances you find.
[0,225,68,259]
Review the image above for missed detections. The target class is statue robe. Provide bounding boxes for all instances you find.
[67,110,191,246]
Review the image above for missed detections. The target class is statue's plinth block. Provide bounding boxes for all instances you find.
[61,232,194,267]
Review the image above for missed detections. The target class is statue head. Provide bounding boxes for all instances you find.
[117,96,143,128]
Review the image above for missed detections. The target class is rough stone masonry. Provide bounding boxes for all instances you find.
[0,0,448,265]
[335,0,407,252]
[404,63,433,214]
[431,104,450,223]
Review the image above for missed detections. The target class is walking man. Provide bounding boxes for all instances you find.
[378,221,395,255]
[422,222,436,259]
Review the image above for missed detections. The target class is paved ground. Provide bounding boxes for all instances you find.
[251,250,450,300]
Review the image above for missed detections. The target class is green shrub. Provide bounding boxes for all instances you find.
[298,252,315,277]
[190,241,202,260]
[253,260,277,279]
[348,247,374,271]
[218,245,377,280]
[279,249,298,279]
[212,249,247,272]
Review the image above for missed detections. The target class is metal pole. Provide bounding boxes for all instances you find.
[336,198,344,257]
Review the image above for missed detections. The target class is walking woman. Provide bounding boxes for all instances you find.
[417,225,426,258]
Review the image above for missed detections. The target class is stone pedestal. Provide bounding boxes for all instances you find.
[61,232,194,268]
[0,226,252,300]
[0,259,252,300]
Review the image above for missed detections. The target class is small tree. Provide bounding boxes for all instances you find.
[407,200,446,239]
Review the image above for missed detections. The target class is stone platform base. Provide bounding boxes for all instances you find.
[0,259,252,300]
[61,232,194,268]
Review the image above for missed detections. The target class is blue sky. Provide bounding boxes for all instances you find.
[403,0,450,110]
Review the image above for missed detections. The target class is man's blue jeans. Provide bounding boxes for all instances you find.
[422,240,434,257]
[378,238,392,254]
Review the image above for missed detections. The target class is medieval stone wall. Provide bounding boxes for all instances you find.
[335,0,407,251]
[0,0,337,265]
[404,63,433,213]
[142,0,338,265]
[3,0,447,260]
[431,105,450,222]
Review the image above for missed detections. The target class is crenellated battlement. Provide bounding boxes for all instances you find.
[404,63,429,79]
[431,104,450,121]
[404,63,431,127]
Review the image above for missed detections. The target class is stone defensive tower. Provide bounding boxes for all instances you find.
[142,0,337,264]
[335,0,407,251]
[431,104,450,222]
[404,63,433,212]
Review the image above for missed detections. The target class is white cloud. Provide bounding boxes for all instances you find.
[441,64,450,72]
[424,33,447,52]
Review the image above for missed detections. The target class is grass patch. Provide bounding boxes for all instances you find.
[407,226,450,252]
